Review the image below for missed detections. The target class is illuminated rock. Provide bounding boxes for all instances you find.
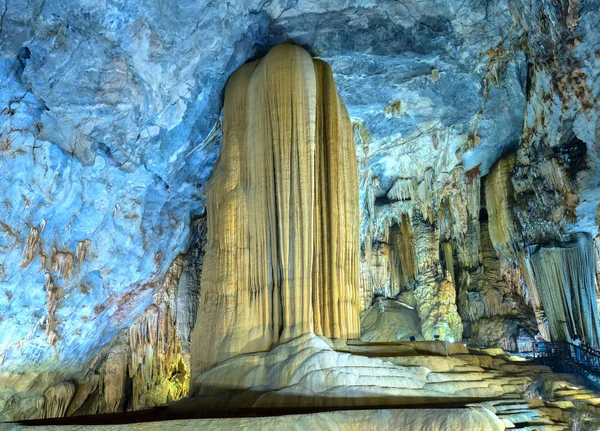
[193,333,522,406]
[530,233,600,347]
[359,215,416,311]
[485,153,519,259]
[360,297,422,342]
[412,215,463,341]
[1,0,600,424]
[191,44,360,378]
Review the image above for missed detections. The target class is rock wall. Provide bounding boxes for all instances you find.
[486,154,520,260]
[361,298,422,342]
[358,152,543,349]
[0,220,206,421]
[412,214,463,341]
[457,219,537,352]
[191,44,360,378]
[1,0,600,421]
[359,214,416,311]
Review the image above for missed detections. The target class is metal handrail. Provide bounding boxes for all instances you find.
[533,341,600,374]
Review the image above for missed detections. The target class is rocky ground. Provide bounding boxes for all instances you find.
[5,337,600,430]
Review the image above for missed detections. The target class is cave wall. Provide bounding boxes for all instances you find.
[357,0,600,350]
[0,219,206,421]
[0,0,599,421]
[359,214,416,311]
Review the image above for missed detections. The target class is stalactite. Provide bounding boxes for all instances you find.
[529,233,600,347]
[417,168,436,223]
[76,239,91,272]
[387,178,413,201]
[359,215,416,310]
[439,166,481,271]
[42,381,75,419]
[486,153,519,259]
[44,273,58,346]
[38,253,194,419]
[519,252,551,341]
[389,215,417,291]
[126,256,189,410]
[21,226,39,268]
[191,44,360,378]
[359,241,392,309]
[441,241,456,284]
[99,343,128,413]
[456,221,537,351]
[412,214,463,340]
[513,144,579,244]
[50,246,75,280]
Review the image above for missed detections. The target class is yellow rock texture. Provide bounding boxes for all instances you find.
[0,255,192,421]
[360,297,422,342]
[412,215,463,341]
[485,153,519,259]
[194,333,519,407]
[191,44,360,378]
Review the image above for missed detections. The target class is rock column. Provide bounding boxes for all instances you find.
[191,44,360,378]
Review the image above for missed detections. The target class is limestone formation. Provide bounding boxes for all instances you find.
[194,333,520,406]
[191,44,360,377]
[486,153,519,259]
[0,408,507,431]
[1,0,600,426]
[20,227,39,268]
[42,381,76,419]
[360,297,422,342]
[190,331,600,429]
[412,214,463,341]
[358,215,416,310]
[457,221,537,352]
[0,250,195,421]
[530,233,600,348]
[76,256,191,416]
[359,241,394,309]
[44,273,59,346]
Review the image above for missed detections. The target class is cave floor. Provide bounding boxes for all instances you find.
[6,342,600,430]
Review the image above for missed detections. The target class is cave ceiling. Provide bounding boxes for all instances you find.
[0,0,599,418]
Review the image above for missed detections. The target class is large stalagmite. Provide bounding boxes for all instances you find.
[191,44,360,379]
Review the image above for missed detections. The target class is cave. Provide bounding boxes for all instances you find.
[1,1,600,430]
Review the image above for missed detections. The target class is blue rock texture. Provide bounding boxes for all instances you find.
[0,0,598,419]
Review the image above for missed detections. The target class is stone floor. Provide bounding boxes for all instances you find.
[5,340,600,430]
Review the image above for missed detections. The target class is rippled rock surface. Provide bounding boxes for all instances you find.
[1,0,599,422]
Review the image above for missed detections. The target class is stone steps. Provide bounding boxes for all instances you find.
[441,352,600,430]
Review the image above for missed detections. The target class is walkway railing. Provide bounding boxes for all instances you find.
[533,341,600,381]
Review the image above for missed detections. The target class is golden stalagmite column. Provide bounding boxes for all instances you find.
[191,44,360,379]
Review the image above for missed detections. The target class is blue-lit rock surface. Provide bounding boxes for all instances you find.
[0,0,599,422]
